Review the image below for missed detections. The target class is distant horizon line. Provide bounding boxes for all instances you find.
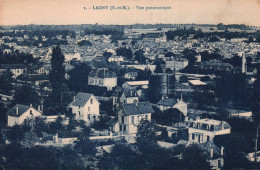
[1,23,259,27]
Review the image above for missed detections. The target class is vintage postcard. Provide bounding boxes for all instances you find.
[0,0,260,169]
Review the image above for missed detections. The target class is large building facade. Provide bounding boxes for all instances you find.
[88,68,117,91]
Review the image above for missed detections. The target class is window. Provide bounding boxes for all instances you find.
[90,99,93,104]
[207,136,210,141]
[131,116,135,124]
[88,107,90,111]
[145,115,148,120]
[124,126,127,132]
[93,115,96,120]
[120,125,122,131]
[192,134,195,140]
[121,116,124,124]
[88,114,90,120]
[78,111,81,115]
[30,110,32,115]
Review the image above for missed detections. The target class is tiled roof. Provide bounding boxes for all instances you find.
[7,104,31,117]
[121,102,154,115]
[157,98,178,106]
[0,64,27,69]
[106,118,118,125]
[71,92,93,107]
[89,69,116,78]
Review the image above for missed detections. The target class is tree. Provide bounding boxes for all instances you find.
[5,124,31,143]
[12,85,40,107]
[251,66,260,162]
[163,108,184,125]
[181,144,211,170]
[20,132,38,147]
[49,46,65,104]
[134,49,146,64]
[182,48,197,66]
[98,144,140,169]
[214,133,252,169]
[0,103,7,127]
[68,63,91,92]
[74,136,96,156]
[116,47,132,59]
[0,70,13,95]
[152,107,184,126]
[136,120,158,153]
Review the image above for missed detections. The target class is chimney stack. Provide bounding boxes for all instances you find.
[210,148,214,159]
[221,120,224,129]
[221,146,224,157]
[16,106,18,114]
[30,104,32,107]
[73,96,76,102]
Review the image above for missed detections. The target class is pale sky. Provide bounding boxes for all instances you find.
[0,0,260,26]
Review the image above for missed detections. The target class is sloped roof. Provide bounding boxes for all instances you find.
[198,141,221,159]
[188,80,207,86]
[7,104,31,117]
[106,118,118,125]
[71,92,94,107]
[121,102,154,115]
[89,69,117,78]
[0,64,27,69]
[157,98,178,106]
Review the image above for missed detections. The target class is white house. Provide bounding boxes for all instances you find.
[156,96,188,116]
[118,102,154,134]
[7,104,42,127]
[88,68,117,91]
[188,118,231,143]
[68,92,100,124]
[108,56,124,62]
[64,52,81,62]
[165,58,189,71]
[0,64,27,78]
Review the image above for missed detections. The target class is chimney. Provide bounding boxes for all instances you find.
[73,96,76,102]
[53,133,59,143]
[16,106,19,114]
[221,146,224,157]
[38,105,41,111]
[210,148,214,159]
[30,104,32,107]
[221,120,224,129]
[41,104,43,112]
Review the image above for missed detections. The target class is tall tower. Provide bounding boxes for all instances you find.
[242,53,246,73]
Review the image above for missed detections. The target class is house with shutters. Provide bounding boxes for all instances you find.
[7,104,42,127]
[188,118,231,143]
[118,102,154,134]
[68,92,100,124]
[88,68,117,91]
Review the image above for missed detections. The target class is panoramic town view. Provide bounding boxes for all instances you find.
[0,23,260,169]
